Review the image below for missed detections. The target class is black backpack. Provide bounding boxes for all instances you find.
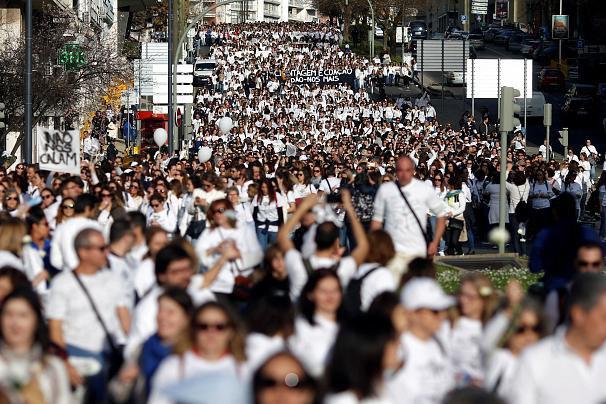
[342,265,381,318]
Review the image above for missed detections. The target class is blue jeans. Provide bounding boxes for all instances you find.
[67,344,108,403]
[429,216,446,253]
[256,227,278,250]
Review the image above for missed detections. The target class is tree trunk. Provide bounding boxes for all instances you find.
[343,4,352,42]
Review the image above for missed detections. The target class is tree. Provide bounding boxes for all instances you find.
[373,0,424,53]
[0,4,132,156]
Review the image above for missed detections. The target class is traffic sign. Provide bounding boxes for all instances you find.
[472,7,488,15]
[460,15,468,23]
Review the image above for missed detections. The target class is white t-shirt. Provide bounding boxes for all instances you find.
[284,249,357,300]
[508,328,606,404]
[373,179,447,256]
[289,315,338,378]
[46,269,128,352]
[50,217,103,271]
[356,263,396,311]
[385,332,455,404]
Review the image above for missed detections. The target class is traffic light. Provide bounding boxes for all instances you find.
[558,128,569,147]
[500,86,521,132]
[0,103,5,130]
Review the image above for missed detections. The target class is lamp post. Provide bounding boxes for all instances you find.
[24,0,32,163]
[368,0,375,59]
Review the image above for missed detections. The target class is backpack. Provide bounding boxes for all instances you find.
[342,265,381,318]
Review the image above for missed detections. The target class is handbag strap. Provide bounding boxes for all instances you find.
[394,180,429,247]
[71,271,118,353]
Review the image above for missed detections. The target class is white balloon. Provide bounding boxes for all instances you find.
[198,146,213,163]
[153,128,168,147]
[217,116,233,135]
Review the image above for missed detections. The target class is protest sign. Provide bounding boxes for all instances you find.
[38,129,80,174]
[277,68,356,87]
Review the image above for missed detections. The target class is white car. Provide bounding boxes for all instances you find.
[444,71,465,85]
[514,91,546,118]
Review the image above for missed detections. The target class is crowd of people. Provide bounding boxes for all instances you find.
[0,21,606,404]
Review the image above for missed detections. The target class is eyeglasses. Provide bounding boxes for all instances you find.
[213,207,226,215]
[194,322,229,332]
[514,323,541,335]
[577,260,602,269]
[256,374,312,390]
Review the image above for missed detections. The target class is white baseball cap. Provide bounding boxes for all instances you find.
[400,278,455,311]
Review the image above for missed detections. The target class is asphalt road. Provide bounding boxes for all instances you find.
[404,41,603,157]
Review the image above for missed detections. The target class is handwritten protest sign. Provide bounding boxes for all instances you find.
[275,69,355,87]
[38,129,80,174]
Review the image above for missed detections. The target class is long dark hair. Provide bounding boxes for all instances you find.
[326,313,396,399]
[298,268,343,325]
[0,287,49,352]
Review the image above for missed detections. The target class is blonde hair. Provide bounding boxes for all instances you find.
[0,216,27,256]
[458,272,499,325]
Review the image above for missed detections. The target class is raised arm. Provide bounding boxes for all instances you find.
[340,189,369,266]
[277,193,319,253]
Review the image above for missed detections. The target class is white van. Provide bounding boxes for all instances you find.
[193,58,217,87]
[515,91,546,119]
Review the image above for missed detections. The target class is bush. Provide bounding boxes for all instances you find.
[436,264,542,294]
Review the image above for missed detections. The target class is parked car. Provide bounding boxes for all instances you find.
[561,97,594,124]
[444,71,465,86]
[520,39,541,57]
[193,58,217,87]
[538,68,565,91]
[494,30,515,46]
[483,28,501,42]
[409,20,428,40]
[467,33,485,50]
[506,33,529,52]
[514,91,546,119]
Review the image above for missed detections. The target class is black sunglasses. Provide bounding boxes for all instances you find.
[256,374,313,390]
[194,322,229,332]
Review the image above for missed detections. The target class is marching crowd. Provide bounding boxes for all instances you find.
[0,21,606,404]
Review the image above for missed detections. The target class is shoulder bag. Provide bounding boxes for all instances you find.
[72,271,124,379]
[394,180,431,248]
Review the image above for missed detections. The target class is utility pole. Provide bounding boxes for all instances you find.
[168,0,174,155]
[24,0,32,163]
[558,0,563,66]
[498,86,521,254]
[544,103,552,161]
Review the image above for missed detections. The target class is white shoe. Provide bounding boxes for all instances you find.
[438,251,445,256]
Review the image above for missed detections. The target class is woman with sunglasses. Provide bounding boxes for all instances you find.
[148,301,247,403]
[2,188,20,215]
[253,352,319,404]
[55,197,76,226]
[98,185,128,235]
[195,199,262,300]
[148,194,176,233]
[293,167,317,204]
[126,180,144,211]
[482,284,547,397]
[0,288,71,403]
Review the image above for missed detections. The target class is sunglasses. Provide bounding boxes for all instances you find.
[194,322,229,332]
[151,203,161,208]
[514,323,541,335]
[101,193,112,198]
[212,207,226,215]
[62,204,75,209]
[42,194,53,199]
[577,260,602,269]
[6,196,18,201]
[203,183,213,189]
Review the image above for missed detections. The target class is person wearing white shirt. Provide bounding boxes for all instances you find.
[147,194,176,233]
[277,192,369,301]
[508,273,606,404]
[385,278,456,404]
[251,180,286,249]
[47,228,130,400]
[50,194,103,271]
[581,139,599,179]
[371,156,448,280]
[125,242,225,360]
